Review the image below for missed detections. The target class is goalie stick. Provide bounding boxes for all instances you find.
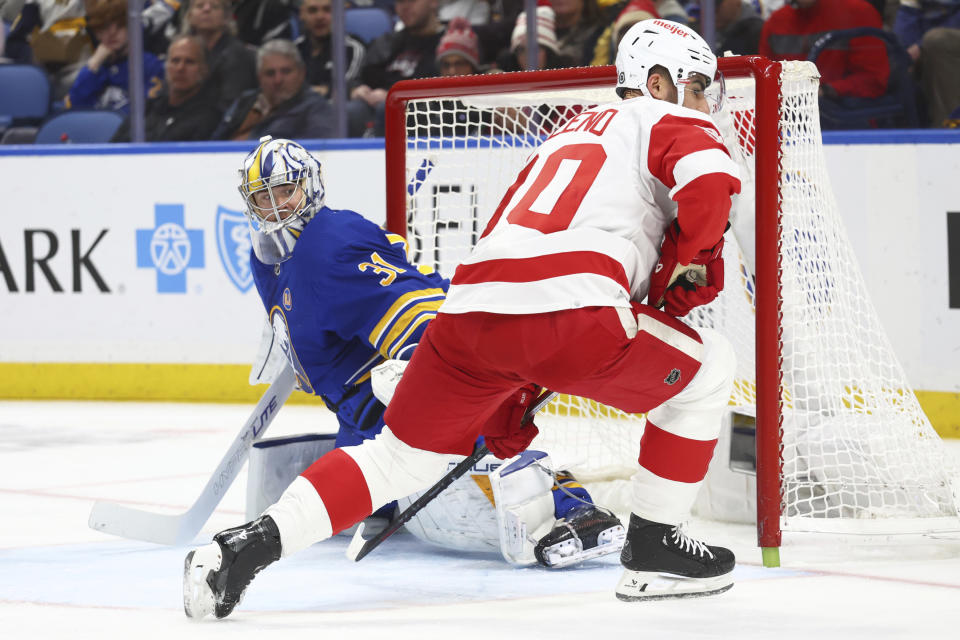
[346,389,559,562]
[87,365,297,545]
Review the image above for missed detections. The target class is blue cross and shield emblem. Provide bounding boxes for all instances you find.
[136,204,204,293]
[215,206,253,293]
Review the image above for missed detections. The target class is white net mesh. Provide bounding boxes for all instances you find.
[398,61,960,535]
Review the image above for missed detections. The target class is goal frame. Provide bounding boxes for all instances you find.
[383,57,786,556]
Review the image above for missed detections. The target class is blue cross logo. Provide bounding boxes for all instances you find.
[136,204,204,293]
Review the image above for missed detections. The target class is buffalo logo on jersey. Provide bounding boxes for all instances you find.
[270,306,314,394]
[282,287,292,310]
[238,136,325,266]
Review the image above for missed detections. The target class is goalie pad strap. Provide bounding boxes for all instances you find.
[638,421,717,483]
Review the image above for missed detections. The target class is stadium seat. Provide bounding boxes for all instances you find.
[34,110,125,144]
[808,27,920,130]
[0,126,39,144]
[0,64,51,128]
[344,7,394,44]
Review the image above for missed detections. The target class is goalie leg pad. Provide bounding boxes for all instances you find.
[490,450,557,566]
[400,453,503,553]
[246,434,337,521]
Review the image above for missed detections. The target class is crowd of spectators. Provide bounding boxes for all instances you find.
[2,0,959,143]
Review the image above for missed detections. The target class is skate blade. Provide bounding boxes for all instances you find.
[541,525,626,568]
[614,569,733,602]
[183,544,222,620]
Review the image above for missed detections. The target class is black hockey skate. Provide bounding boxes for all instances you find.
[615,514,735,601]
[183,515,282,619]
[534,504,626,568]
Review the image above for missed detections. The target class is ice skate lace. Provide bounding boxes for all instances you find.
[670,524,714,559]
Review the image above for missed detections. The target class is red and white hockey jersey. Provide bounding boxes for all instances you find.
[441,96,742,315]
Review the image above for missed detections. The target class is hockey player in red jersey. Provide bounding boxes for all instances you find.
[184,19,741,619]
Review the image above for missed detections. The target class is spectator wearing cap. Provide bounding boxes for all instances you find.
[410,17,489,137]
[66,0,165,112]
[436,16,482,76]
[497,2,571,71]
[590,0,659,65]
[492,4,581,136]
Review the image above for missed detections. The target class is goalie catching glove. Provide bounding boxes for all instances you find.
[483,384,542,460]
[648,220,725,317]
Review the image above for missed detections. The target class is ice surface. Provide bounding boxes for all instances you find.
[2,400,959,639]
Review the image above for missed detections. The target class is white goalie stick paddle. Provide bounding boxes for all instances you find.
[347,389,559,562]
[87,365,297,545]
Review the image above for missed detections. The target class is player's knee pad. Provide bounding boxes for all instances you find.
[344,425,451,508]
[648,328,735,440]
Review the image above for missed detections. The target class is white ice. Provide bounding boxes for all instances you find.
[2,400,959,640]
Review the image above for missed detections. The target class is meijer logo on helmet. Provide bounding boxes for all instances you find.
[653,20,689,37]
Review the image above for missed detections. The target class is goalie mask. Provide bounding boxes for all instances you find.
[238,136,325,264]
[615,19,724,114]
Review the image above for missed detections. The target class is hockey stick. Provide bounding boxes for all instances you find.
[87,365,297,545]
[346,389,559,562]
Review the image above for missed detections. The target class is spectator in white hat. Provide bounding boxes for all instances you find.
[497,2,571,71]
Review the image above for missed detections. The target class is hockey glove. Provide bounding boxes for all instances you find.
[484,384,541,460]
[648,220,725,317]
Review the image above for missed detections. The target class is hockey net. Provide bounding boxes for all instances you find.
[384,59,960,546]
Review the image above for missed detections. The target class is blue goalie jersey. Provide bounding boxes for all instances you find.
[251,206,449,446]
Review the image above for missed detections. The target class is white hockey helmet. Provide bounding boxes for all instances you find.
[615,19,721,110]
[238,136,325,264]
